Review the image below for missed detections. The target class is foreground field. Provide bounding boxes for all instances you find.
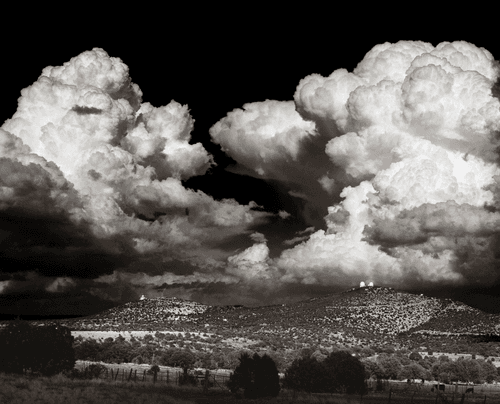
[0,373,195,404]
[3,372,500,404]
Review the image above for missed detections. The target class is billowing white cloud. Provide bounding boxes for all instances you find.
[226,241,278,282]
[210,100,316,177]
[3,42,500,306]
[216,40,500,290]
[210,99,336,227]
[0,48,268,291]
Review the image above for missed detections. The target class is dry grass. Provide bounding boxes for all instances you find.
[0,372,195,404]
[3,373,500,404]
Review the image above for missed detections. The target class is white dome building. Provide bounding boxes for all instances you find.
[359,281,366,288]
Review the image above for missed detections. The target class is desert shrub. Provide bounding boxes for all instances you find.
[227,353,280,398]
[65,363,107,379]
[0,319,75,376]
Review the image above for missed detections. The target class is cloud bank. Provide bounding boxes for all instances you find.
[2,41,500,311]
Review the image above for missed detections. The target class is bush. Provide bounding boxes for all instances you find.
[0,319,75,376]
[64,363,107,380]
[227,353,280,398]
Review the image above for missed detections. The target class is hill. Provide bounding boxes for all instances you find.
[55,287,500,351]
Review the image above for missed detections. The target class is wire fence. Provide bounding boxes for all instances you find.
[75,361,231,390]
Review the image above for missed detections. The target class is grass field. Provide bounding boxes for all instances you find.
[0,372,195,404]
[3,372,500,404]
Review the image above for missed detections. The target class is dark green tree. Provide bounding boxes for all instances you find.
[283,356,329,393]
[285,351,366,395]
[228,353,280,398]
[0,319,75,376]
[323,351,366,394]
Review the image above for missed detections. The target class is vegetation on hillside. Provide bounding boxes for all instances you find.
[50,287,500,357]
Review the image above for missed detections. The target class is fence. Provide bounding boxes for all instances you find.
[76,361,230,390]
[359,380,500,403]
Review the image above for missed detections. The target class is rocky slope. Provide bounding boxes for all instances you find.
[62,287,500,349]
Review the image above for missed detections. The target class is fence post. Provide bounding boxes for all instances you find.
[134,369,137,382]
[203,370,209,393]
[167,370,169,384]
[460,393,465,404]
[388,389,392,404]
[128,369,133,381]
[122,368,124,382]
[143,370,146,382]
[484,394,487,403]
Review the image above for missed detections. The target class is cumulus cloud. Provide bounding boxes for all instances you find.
[216,40,500,291]
[225,233,280,285]
[210,100,342,227]
[4,42,500,309]
[0,48,268,303]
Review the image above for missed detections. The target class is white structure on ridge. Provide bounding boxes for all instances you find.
[140,294,146,300]
[360,281,374,288]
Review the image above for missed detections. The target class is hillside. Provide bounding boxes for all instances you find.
[60,286,500,350]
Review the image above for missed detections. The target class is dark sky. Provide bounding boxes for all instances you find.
[2,15,500,318]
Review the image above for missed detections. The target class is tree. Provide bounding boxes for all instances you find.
[409,351,423,361]
[376,354,402,380]
[0,319,75,376]
[454,358,481,384]
[228,353,280,398]
[285,351,366,395]
[284,356,328,393]
[323,351,366,394]
[169,349,195,381]
[478,360,497,383]
[399,362,427,382]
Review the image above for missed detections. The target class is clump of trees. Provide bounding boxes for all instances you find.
[283,350,366,394]
[0,319,75,376]
[228,353,281,398]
